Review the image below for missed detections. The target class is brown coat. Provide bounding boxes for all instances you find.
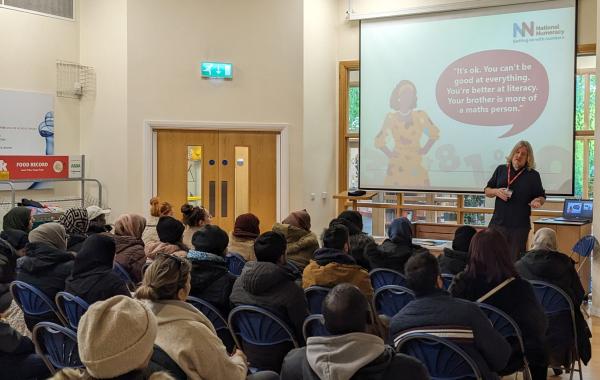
[272,222,319,270]
[113,234,147,283]
[228,233,256,261]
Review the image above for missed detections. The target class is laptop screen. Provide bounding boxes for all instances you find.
[563,199,593,220]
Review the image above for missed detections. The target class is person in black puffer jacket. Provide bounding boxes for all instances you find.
[438,225,477,275]
[515,227,592,367]
[0,238,17,308]
[331,211,378,270]
[187,225,236,316]
[451,228,548,380]
[367,217,428,274]
[66,234,130,305]
[17,223,74,330]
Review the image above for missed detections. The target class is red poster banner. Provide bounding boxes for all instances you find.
[0,156,75,180]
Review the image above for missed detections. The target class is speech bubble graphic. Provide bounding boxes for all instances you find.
[436,50,549,138]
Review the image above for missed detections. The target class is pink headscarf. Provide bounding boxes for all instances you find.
[114,214,147,239]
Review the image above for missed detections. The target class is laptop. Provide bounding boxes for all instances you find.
[553,199,593,222]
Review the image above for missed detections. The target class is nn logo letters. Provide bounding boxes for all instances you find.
[513,21,535,38]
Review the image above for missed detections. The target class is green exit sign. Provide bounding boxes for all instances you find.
[201,62,233,79]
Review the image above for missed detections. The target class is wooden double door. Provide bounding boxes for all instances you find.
[156,130,277,232]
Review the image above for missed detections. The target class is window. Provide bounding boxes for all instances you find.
[574,60,596,198]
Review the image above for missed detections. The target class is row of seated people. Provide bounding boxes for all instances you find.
[0,203,593,379]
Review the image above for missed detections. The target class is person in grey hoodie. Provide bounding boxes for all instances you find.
[280,283,428,380]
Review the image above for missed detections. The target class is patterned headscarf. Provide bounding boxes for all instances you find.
[59,208,90,235]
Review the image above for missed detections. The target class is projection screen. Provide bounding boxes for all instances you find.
[359,0,576,194]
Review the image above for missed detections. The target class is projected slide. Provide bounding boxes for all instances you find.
[360,0,575,194]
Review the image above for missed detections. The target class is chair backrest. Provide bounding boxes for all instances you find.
[477,302,527,367]
[226,253,247,276]
[10,281,65,323]
[572,235,595,258]
[302,314,330,341]
[369,268,406,290]
[304,286,331,314]
[374,285,415,318]
[113,262,135,289]
[529,280,578,345]
[396,332,482,380]
[55,292,90,330]
[32,322,83,374]
[441,274,455,290]
[186,296,235,353]
[228,305,299,348]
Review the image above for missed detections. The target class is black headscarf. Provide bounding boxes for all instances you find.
[3,207,31,232]
[387,217,413,245]
[66,234,117,297]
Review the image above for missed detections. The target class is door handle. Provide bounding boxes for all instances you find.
[221,181,227,217]
[209,181,216,217]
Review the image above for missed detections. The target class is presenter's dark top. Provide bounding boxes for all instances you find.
[486,164,545,229]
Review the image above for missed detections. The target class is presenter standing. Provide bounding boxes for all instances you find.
[484,141,545,261]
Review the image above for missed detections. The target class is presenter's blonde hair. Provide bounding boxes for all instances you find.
[506,140,535,170]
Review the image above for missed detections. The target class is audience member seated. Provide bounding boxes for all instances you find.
[438,225,477,275]
[391,251,510,380]
[230,231,308,342]
[181,204,211,249]
[187,225,236,316]
[145,216,188,260]
[135,254,250,380]
[450,228,548,380]
[0,237,28,338]
[65,234,130,305]
[18,223,74,330]
[229,213,260,261]
[281,283,428,380]
[59,207,90,252]
[272,210,319,271]
[86,205,112,234]
[2,207,32,254]
[367,217,428,273]
[142,197,173,244]
[113,214,148,283]
[516,227,592,367]
[332,210,377,270]
[51,295,176,380]
[0,286,50,380]
[303,224,373,299]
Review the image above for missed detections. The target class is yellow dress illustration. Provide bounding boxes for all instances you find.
[375,81,439,187]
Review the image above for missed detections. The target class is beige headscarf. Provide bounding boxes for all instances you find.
[114,214,147,240]
[29,222,67,251]
[531,227,557,251]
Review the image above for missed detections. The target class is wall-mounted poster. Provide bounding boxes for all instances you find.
[0,89,54,190]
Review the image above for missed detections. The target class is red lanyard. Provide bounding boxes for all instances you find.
[507,164,525,189]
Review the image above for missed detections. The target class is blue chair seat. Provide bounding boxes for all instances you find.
[32,322,83,374]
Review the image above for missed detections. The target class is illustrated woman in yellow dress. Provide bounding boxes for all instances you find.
[375,80,440,187]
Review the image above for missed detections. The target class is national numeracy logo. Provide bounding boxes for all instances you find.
[513,21,565,44]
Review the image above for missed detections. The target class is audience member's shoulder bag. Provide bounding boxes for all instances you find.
[476,277,515,303]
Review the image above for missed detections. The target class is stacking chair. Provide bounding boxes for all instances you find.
[187,296,235,353]
[369,268,406,290]
[228,305,299,373]
[395,332,482,380]
[373,285,415,318]
[113,262,136,290]
[10,281,66,326]
[226,252,247,276]
[529,280,582,380]
[32,322,83,374]
[304,286,330,314]
[55,291,89,330]
[477,303,531,379]
[571,235,595,276]
[302,314,330,341]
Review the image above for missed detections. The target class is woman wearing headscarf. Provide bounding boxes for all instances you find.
[59,207,90,252]
[1,207,32,255]
[438,225,477,275]
[515,227,592,367]
[144,216,188,260]
[17,223,74,330]
[66,234,130,305]
[334,210,378,270]
[228,213,260,261]
[366,217,427,273]
[113,214,147,283]
[272,210,319,271]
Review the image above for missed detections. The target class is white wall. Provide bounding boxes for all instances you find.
[79,0,128,216]
[303,0,338,232]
